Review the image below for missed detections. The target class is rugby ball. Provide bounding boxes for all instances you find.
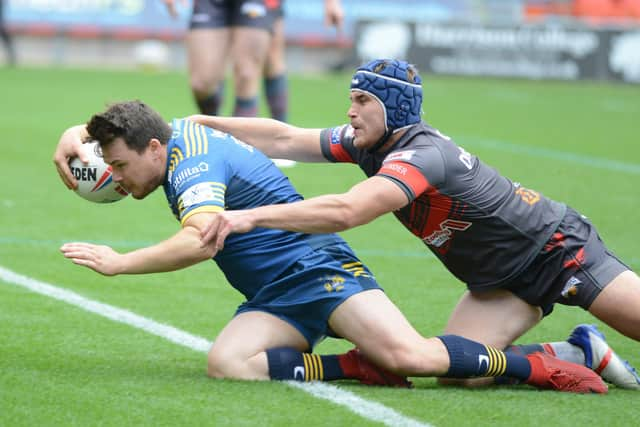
[68,141,128,203]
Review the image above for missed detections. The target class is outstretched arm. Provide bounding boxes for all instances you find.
[200,176,409,251]
[61,212,217,275]
[187,115,326,162]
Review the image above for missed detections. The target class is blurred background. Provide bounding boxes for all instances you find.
[3,0,640,83]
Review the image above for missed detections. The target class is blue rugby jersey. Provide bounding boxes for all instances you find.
[163,119,344,298]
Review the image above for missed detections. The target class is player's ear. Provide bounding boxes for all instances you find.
[149,138,163,159]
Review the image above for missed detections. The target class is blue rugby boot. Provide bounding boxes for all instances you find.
[568,324,640,390]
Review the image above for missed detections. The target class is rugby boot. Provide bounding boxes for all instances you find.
[340,348,413,388]
[525,352,607,394]
[568,324,640,390]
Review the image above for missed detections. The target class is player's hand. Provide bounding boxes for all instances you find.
[60,242,124,276]
[324,0,344,33]
[54,126,89,190]
[199,211,257,254]
[162,0,187,19]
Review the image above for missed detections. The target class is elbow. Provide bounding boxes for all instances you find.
[334,205,369,231]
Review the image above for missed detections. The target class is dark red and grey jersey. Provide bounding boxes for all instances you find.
[319,122,567,288]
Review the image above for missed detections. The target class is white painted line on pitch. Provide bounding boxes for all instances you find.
[460,136,640,175]
[0,265,431,427]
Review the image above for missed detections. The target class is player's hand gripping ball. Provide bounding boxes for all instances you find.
[68,141,128,203]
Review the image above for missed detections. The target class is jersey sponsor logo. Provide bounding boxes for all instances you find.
[172,164,208,191]
[423,219,472,247]
[179,182,221,210]
[384,150,416,163]
[383,162,408,176]
[330,126,344,145]
[514,183,541,206]
[458,146,474,170]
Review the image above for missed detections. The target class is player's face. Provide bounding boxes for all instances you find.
[102,138,165,200]
[347,91,386,149]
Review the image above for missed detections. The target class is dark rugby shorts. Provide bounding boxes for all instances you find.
[504,207,630,316]
[190,0,278,30]
[234,242,382,349]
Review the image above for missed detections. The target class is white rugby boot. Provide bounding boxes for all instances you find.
[568,324,640,390]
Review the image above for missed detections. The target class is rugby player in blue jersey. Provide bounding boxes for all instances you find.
[181,59,640,391]
[53,100,605,393]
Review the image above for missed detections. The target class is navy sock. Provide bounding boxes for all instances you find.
[438,335,532,381]
[264,74,288,122]
[196,92,222,115]
[266,347,343,381]
[233,96,258,117]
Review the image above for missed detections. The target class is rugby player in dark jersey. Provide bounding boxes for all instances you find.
[182,59,640,391]
[52,100,607,393]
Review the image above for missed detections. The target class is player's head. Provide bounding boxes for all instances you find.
[350,59,422,152]
[87,100,171,199]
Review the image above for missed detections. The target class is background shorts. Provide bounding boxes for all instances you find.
[190,0,279,30]
[235,242,382,349]
[504,207,630,316]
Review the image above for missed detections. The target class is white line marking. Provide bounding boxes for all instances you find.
[0,265,431,427]
[460,136,640,175]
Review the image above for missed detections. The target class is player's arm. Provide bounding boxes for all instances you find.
[61,212,217,276]
[54,124,90,189]
[187,115,326,162]
[201,177,408,251]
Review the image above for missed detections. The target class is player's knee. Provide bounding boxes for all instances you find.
[207,349,243,379]
[189,74,220,98]
[232,65,259,88]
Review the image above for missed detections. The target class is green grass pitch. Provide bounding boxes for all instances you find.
[0,65,639,426]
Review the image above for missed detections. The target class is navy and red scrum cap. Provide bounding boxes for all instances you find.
[350,59,423,133]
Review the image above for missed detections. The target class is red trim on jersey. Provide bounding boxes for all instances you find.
[542,343,556,356]
[378,161,429,197]
[328,136,355,163]
[421,189,454,240]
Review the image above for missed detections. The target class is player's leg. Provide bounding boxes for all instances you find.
[207,310,308,380]
[229,26,271,117]
[328,289,604,393]
[186,28,230,115]
[589,270,640,340]
[264,17,288,122]
[435,288,542,387]
[506,210,640,389]
[208,307,410,385]
[538,272,640,390]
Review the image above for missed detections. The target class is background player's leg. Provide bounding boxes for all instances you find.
[264,17,288,122]
[187,28,231,115]
[230,27,271,117]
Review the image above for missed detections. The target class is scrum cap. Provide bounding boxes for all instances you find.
[350,59,423,134]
